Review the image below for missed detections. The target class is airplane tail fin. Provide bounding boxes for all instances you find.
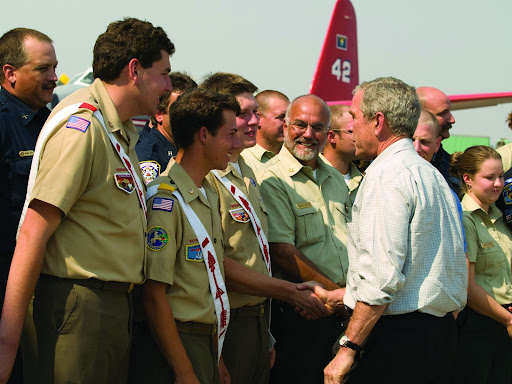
[309,0,359,103]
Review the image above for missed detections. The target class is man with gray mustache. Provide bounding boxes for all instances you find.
[257,94,351,384]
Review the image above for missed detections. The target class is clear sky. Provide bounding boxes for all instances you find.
[3,0,511,145]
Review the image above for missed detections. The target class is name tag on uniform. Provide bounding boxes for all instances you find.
[186,243,203,262]
[480,241,495,249]
[19,150,34,158]
[296,202,313,209]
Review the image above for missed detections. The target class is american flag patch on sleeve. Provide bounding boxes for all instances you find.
[152,197,174,212]
[66,116,90,133]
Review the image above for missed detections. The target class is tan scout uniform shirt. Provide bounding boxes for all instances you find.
[497,143,512,172]
[241,143,276,172]
[257,146,350,286]
[31,79,146,283]
[462,194,512,304]
[146,159,224,324]
[206,157,269,309]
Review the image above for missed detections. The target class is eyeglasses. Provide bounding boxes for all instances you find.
[330,129,353,135]
[288,120,327,133]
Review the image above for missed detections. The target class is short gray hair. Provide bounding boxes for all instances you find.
[355,77,420,137]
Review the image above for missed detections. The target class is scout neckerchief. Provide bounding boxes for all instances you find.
[146,184,230,359]
[211,169,272,276]
[19,102,146,231]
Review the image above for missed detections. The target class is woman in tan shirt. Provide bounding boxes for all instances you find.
[451,145,512,383]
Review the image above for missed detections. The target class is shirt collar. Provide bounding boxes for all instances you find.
[88,79,138,149]
[277,145,334,183]
[461,193,502,222]
[365,138,412,174]
[0,87,49,127]
[249,143,275,161]
[167,159,211,207]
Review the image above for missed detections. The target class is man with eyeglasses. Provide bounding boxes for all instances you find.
[322,105,362,204]
[257,94,351,384]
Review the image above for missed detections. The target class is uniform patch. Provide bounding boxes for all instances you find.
[503,178,512,205]
[336,34,348,50]
[147,226,169,251]
[250,177,257,187]
[114,173,135,194]
[296,202,313,209]
[229,207,250,223]
[66,116,90,133]
[140,161,161,185]
[186,243,203,262]
[152,197,174,212]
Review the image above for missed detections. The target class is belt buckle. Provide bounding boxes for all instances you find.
[212,323,217,335]
[259,304,265,316]
[128,283,135,293]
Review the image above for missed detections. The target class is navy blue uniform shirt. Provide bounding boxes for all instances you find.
[135,126,177,185]
[0,87,50,259]
[432,144,461,195]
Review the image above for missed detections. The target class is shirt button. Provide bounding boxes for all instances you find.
[214,238,217,243]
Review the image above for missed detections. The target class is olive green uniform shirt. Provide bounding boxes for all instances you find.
[206,157,269,309]
[257,146,351,286]
[146,159,224,324]
[345,162,363,204]
[241,144,276,172]
[462,194,512,304]
[31,78,146,283]
[321,155,363,204]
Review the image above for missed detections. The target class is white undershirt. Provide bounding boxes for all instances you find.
[231,161,242,177]
[342,170,351,186]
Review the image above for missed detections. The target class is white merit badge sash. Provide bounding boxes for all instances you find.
[171,190,230,358]
[19,103,146,230]
[146,184,230,358]
[212,170,272,276]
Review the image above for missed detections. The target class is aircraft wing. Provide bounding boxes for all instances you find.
[325,92,512,110]
[449,92,512,111]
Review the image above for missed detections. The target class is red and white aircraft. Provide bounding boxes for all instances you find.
[309,0,512,110]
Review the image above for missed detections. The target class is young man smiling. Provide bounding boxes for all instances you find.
[0,18,174,383]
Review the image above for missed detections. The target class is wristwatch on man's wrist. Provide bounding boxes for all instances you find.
[339,335,361,351]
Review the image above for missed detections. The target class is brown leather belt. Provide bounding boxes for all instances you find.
[231,302,266,318]
[40,274,134,293]
[175,320,217,335]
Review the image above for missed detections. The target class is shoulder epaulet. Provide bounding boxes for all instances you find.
[63,102,99,133]
[145,182,176,201]
[158,183,176,192]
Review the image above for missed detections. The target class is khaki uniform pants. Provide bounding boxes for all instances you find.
[223,302,270,384]
[32,275,133,384]
[129,321,219,384]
